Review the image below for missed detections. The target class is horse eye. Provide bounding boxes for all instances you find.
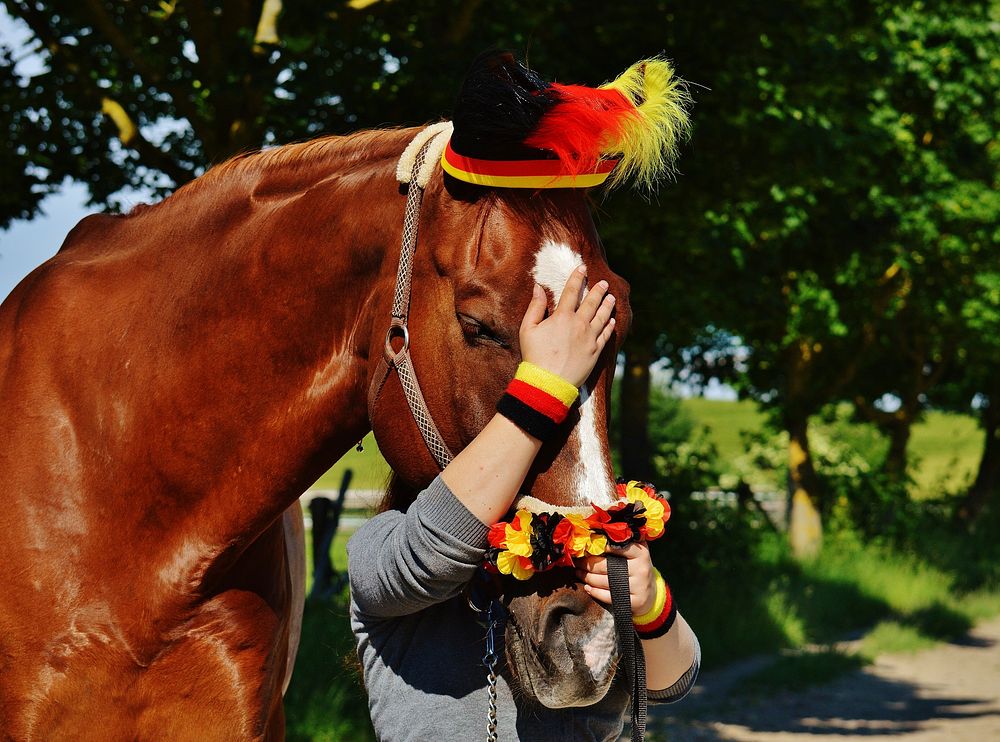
[457,313,508,348]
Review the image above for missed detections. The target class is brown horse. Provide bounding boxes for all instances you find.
[0,124,630,739]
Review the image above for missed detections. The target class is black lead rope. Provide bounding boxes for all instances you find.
[606,554,647,742]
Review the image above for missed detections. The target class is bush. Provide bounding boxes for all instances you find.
[610,381,723,493]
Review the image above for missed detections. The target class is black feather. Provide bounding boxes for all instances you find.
[450,50,560,161]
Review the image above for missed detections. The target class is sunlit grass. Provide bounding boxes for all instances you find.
[679,398,982,498]
[860,621,937,657]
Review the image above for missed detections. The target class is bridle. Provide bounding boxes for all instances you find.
[366,125,649,742]
[366,123,455,470]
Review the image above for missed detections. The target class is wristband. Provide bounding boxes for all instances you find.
[633,569,676,640]
[496,362,579,440]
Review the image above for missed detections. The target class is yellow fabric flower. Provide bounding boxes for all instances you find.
[621,481,667,539]
[496,550,535,580]
[503,510,534,557]
[587,532,608,555]
[564,513,609,557]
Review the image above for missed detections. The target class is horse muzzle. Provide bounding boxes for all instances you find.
[504,581,619,708]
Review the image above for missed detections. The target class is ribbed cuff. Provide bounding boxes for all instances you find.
[417,474,490,548]
[648,632,701,705]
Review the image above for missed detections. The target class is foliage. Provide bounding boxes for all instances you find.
[673,525,1000,671]
[4,1,997,520]
[610,381,722,493]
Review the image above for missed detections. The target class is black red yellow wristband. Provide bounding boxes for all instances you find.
[496,362,579,440]
[633,569,676,640]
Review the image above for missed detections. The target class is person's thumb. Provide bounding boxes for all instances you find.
[520,283,548,329]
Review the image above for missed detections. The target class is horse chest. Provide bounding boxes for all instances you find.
[1,590,287,741]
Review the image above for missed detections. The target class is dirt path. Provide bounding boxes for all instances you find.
[651,617,1000,741]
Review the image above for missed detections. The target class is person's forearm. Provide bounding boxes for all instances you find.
[643,612,697,692]
[440,413,542,526]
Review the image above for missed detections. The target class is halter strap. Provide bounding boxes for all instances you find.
[607,554,648,742]
[368,125,456,470]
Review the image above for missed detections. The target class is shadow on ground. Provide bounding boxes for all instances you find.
[648,625,1000,741]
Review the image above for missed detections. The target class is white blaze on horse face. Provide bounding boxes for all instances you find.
[577,386,614,508]
[531,240,615,508]
[532,240,587,307]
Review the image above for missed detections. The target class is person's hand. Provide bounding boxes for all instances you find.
[519,264,616,388]
[575,542,658,617]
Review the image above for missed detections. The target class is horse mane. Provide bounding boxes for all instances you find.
[126,126,419,218]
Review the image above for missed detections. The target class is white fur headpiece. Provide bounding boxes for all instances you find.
[396,121,454,187]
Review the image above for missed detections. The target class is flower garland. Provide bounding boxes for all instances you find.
[485,479,671,580]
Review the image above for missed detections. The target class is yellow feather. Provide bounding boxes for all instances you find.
[598,57,692,190]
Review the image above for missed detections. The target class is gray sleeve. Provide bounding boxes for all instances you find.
[347,474,490,619]
[648,631,701,705]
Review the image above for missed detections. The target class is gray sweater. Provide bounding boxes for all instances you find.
[348,475,700,742]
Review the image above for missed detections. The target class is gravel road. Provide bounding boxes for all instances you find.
[651,617,1000,741]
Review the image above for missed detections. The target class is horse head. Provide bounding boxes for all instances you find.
[368,52,689,708]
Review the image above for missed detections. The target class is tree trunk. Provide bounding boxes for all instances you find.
[620,341,655,482]
[787,415,823,559]
[959,409,1000,522]
[883,418,913,483]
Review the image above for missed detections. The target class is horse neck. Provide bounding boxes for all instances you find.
[112,138,409,562]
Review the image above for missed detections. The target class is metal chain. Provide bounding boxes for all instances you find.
[483,599,501,742]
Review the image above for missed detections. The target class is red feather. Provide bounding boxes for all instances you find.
[524,83,637,175]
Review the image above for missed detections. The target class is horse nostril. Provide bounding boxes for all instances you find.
[538,586,591,641]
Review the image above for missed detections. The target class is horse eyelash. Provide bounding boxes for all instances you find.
[457,313,510,348]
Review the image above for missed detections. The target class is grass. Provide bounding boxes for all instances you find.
[860,620,938,656]
[740,649,870,695]
[680,529,1000,693]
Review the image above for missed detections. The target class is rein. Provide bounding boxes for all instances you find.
[372,126,650,742]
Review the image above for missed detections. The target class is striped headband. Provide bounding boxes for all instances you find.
[441,139,619,189]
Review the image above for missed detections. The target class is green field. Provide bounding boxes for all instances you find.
[681,398,982,497]
[311,399,984,499]
[308,432,391,491]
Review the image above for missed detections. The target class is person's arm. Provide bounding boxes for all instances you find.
[349,265,617,619]
[576,543,700,700]
[441,265,615,524]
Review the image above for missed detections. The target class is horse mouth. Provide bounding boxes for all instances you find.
[504,589,619,709]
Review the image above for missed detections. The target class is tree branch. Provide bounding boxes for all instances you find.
[76,0,207,139]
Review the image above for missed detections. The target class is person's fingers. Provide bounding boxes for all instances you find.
[589,292,616,332]
[577,279,609,323]
[520,283,548,330]
[555,264,588,315]
[596,318,617,349]
[583,584,612,605]
[577,555,608,574]
[606,542,645,560]
[576,569,610,591]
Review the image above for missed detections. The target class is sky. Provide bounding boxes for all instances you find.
[0,10,150,301]
[0,10,94,300]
